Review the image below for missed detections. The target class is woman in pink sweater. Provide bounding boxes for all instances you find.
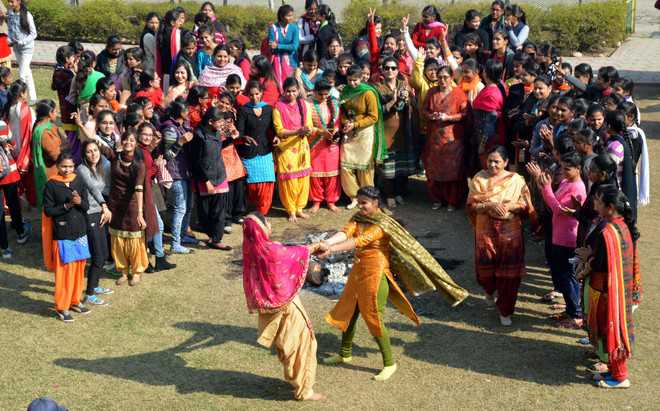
[528,152,586,328]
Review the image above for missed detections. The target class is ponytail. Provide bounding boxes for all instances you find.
[19,2,30,34]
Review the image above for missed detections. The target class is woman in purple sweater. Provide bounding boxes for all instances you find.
[528,151,586,329]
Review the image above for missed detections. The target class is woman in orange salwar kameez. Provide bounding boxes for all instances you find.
[242,213,325,401]
[422,65,469,211]
[320,186,468,381]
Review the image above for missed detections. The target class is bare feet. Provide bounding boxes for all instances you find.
[309,203,321,214]
[296,211,310,219]
[346,199,358,209]
[303,392,326,401]
[288,214,298,223]
[328,203,340,212]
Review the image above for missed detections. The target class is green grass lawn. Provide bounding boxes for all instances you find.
[0,68,658,410]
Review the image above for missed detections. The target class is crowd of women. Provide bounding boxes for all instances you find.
[0,0,647,394]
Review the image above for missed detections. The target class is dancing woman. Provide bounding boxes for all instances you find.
[242,212,325,401]
[319,186,468,381]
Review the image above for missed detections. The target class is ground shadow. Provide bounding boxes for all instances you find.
[390,321,583,386]
[0,269,55,318]
[54,322,291,400]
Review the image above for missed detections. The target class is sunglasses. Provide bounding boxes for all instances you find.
[382,66,398,71]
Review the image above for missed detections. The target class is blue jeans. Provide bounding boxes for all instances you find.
[169,179,192,248]
[549,244,582,319]
[152,211,165,257]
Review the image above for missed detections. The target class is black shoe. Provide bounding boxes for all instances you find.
[70,304,91,315]
[145,264,155,273]
[56,310,74,322]
[155,256,176,271]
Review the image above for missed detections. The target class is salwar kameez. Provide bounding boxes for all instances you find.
[52,242,86,311]
[273,99,312,215]
[257,295,317,400]
[309,97,341,206]
[586,218,634,382]
[423,86,469,207]
[242,215,319,400]
[468,171,535,317]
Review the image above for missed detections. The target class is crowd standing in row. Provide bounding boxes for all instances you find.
[0,0,648,396]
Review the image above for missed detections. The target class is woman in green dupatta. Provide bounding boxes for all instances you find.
[316,186,468,381]
[339,65,386,209]
[32,99,64,208]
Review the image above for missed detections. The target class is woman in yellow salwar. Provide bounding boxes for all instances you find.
[273,77,313,222]
[318,186,469,381]
[242,212,325,401]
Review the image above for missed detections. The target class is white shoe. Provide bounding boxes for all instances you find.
[499,315,512,326]
[446,206,455,212]
[431,203,442,210]
[346,199,358,210]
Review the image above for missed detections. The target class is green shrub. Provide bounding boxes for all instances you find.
[340,0,628,53]
[29,0,628,53]
[30,0,275,48]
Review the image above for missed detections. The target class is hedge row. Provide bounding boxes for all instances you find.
[31,0,627,53]
[341,0,628,53]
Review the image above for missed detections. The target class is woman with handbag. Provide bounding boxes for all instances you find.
[42,152,91,323]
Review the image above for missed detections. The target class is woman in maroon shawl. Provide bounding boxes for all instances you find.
[242,212,325,401]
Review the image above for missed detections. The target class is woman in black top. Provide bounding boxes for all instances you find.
[42,152,90,323]
[236,80,276,215]
[190,107,232,251]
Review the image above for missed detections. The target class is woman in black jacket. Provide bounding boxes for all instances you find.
[190,107,231,251]
[42,152,91,323]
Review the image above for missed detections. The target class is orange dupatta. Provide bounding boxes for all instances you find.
[41,173,77,271]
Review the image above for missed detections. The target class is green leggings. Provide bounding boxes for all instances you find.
[340,274,393,367]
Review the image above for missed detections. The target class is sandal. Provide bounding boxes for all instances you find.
[207,242,233,251]
[548,312,568,321]
[556,318,583,329]
[588,362,609,374]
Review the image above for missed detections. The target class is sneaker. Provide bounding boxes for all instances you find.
[499,315,512,326]
[181,235,199,245]
[103,262,116,271]
[597,377,631,389]
[1,248,12,259]
[446,206,456,212]
[56,310,74,323]
[171,245,191,254]
[224,225,233,234]
[236,217,245,224]
[70,304,91,314]
[94,287,114,295]
[16,222,31,245]
[431,203,442,210]
[84,294,107,306]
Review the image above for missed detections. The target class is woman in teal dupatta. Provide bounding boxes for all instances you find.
[339,65,386,209]
[32,100,64,208]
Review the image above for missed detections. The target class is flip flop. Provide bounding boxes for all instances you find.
[207,242,233,251]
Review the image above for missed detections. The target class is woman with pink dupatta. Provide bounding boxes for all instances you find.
[157,8,187,91]
[272,78,312,222]
[242,212,325,401]
[268,5,300,91]
[197,45,246,99]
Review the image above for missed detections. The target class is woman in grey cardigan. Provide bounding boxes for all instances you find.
[77,140,113,305]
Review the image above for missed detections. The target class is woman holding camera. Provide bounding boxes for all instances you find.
[374,56,417,209]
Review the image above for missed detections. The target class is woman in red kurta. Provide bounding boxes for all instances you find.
[422,66,468,210]
[411,6,447,49]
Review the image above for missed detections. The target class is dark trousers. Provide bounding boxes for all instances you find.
[86,212,109,295]
[226,177,247,225]
[380,175,408,198]
[549,244,581,318]
[197,192,228,243]
[0,182,25,235]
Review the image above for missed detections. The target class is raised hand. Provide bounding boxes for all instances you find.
[401,14,409,30]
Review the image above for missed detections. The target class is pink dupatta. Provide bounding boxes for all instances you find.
[242,216,309,313]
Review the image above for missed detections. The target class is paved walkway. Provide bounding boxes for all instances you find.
[563,0,660,84]
[20,1,660,83]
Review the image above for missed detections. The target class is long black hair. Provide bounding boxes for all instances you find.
[250,54,277,83]
[35,99,56,123]
[596,184,640,241]
[72,50,97,103]
[140,12,160,50]
[3,79,27,119]
[17,0,31,34]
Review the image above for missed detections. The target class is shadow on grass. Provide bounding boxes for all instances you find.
[390,321,582,385]
[0,269,55,318]
[54,322,292,400]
